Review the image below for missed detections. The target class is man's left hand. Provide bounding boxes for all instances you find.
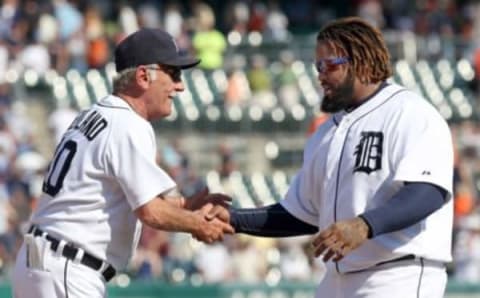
[311,217,370,262]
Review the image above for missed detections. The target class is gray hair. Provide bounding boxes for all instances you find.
[112,67,137,94]
[112,64,159,94]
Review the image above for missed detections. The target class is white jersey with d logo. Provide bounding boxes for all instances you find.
[281,83,453,272]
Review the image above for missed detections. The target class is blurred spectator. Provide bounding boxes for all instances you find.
[248,2,267,33]
[18,42,50,74]
[230,235,268,283]
[247,54,277,110]
[217,143,236,180]
[307,111,329,136]
[194,243,232,283]
[454,182,475,220]
[130,226,169,280]
[12,150,46,202]
[159,139,184,174]
[158,140,205,197]
[247,54,271,92]
[118,3,139,36]
[224,55,251,107]
[175,157,205,198]
[192,2,226,71]
[0,0,18,39]
[0,42,8,83]
[164,3,183,38]
[278,236,311,281]
[52,0,83,73]
[47,102,78,146]
[472,46,480,91]
[137,2,161,29]
[265,1,289,41]
[356,0,385,28]
[275,50,299,108]
[85,6,109,70]
[0,116,17,184]
[53,0,82,41]
[36,4,57,46]
[5,102,33,153]
[0,201,20,277]
[162,233,198,283]
[224,1,250,35]
[0,83,11,108]
[453,207,480,282]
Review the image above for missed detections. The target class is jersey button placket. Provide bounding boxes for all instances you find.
[326,121,349,180]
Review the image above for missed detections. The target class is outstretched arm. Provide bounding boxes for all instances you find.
[230,203,318,237]
[312,182,448,262]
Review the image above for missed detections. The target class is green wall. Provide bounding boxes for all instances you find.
[2,281,480,298]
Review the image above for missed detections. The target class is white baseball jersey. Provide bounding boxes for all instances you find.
[31,95,176,270]
[281,83,454,273]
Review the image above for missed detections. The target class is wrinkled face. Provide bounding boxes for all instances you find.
[315,41,355,113]
[144,64,184,120]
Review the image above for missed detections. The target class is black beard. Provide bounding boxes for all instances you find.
[320,71,355,113]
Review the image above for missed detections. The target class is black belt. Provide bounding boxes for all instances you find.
[375,254,416,266]
[27,226,116,282]
[343,254,445,274]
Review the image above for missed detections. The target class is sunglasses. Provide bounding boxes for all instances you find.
[161,65,182,82]
[146,65,182,82]
[314,57,350,74]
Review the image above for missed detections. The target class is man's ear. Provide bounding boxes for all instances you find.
[136,67,151,89]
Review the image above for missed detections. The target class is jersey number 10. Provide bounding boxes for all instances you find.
[42,140,77,196]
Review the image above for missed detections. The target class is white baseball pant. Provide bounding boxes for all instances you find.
[12,237,107,298]
[315,258,447,298]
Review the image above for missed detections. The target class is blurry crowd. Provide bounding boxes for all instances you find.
[1,0,480,287]
[0,85,45,282]
[1,0,480,78]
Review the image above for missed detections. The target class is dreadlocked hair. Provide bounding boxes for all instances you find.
[317,17,392,84]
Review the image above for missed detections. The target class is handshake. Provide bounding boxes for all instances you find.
[183,188,234,244]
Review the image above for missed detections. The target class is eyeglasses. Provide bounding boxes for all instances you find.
[146,65,182,82]
[314,57,350,74]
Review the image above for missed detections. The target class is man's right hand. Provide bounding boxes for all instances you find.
[191,204,234,243]
[205,203,231,223]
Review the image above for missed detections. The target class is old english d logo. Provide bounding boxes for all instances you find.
[353,132,383,174]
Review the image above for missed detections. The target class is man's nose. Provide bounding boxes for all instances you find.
[175,80,185,92]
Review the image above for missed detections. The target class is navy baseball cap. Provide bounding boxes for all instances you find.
[115,28,200,72]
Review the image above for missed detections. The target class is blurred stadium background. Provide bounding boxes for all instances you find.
[1,0,480,297]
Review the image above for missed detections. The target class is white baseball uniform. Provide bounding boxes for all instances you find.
[281,83,453,297]
[13,95,176,298]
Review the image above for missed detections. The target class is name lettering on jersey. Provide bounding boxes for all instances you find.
[353,131,383,174]
[69,110,108,141]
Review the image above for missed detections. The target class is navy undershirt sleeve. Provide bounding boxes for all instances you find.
[230,203,319,237]
[359,182,448,238]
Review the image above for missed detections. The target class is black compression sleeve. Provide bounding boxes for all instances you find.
[359,182,447,238]
[230,203,318,237]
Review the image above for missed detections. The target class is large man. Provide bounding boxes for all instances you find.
[12,28,233,298]
[227,17,453,297]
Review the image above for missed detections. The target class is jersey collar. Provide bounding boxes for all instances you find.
[345,81,389,113]
[97,95,135,111]
[332,82,405,124]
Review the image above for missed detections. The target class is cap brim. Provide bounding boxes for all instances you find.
[166,56,201,69]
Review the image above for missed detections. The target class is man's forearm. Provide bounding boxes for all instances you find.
[231,203,318,237]
[359,182,447,238]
